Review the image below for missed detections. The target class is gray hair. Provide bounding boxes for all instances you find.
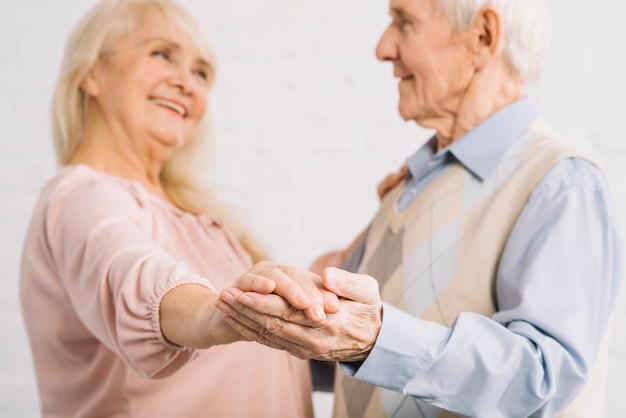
[437,0,551,84]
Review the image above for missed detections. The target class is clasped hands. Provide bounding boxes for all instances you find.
[216,261,382,362]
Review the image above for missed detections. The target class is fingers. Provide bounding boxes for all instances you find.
[233,262,343,322]
[231,271,277,294]
[218,285,382,362]
[262,266,313,311]
[217,289,324,358]
[235,262,311,310]
[271,269,326,322]
[218,289,318,327]
[322,267,380,305]
[322,290,341,314]
[377,164,407,200]
[249,261,333,322]
[221,313,308,359]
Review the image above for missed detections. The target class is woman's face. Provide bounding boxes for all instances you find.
[83,8,211,160]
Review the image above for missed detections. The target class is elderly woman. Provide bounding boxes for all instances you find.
[19,0,329,416]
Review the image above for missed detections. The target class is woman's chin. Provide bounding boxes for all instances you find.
[152,132,186,149]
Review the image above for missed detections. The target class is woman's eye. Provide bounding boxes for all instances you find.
[194,69,207,80]
[193,68,211,85]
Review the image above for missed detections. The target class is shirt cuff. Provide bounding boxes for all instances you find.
[341,302,449,393]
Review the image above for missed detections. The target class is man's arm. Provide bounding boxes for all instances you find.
[218,158,621,417]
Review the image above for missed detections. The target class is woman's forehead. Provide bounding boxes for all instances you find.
[117,8,214,64]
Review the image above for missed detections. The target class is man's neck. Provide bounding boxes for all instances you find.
[434,62,527,151]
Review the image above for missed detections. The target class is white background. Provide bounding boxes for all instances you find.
[1,0,625,417]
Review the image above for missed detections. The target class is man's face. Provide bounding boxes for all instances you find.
[376,0,475,130]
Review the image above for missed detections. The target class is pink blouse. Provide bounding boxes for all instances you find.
[20,165,313,418]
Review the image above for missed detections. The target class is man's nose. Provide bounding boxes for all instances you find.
[375,25,398,62]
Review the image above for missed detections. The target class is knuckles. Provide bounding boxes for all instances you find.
[283,306,303,323]
[309,340,331,356]
[264,316,284,334]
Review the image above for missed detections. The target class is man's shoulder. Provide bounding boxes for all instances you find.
[524,119,607,193]
[528,119,590,159]
[532,157,608,197]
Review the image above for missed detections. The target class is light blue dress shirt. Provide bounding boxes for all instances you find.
[342,97,623,417]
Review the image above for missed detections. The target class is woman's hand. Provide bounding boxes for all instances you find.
[229,261,341,322]
[377,164,407,200]
[160,262,342,349]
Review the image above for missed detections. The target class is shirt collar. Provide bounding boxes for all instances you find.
[405,136,438,181]
[406,96,540,182]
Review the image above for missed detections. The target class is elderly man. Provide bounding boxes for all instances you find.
[217,0,622,416]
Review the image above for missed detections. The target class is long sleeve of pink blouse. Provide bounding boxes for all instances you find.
[32,169,215,378]
[20,166,313,418]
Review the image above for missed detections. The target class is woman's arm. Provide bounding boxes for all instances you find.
[160,284,246,348]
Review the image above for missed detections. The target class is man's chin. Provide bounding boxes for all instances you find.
[398,104,436,129]
[397,103,418,123]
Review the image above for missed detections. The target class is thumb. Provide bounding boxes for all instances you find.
[322,267,380,305]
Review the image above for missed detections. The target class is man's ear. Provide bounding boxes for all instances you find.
[80,61,102,97]
[471,6,503,71]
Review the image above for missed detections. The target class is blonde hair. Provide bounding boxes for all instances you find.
[52,0,269,261]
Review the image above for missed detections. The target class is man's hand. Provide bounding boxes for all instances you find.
[216,267,383,362]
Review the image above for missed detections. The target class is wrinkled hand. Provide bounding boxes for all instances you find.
[230,261,341,323]
[216,267,382,362]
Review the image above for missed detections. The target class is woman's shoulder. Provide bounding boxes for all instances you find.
[42,164,146,214]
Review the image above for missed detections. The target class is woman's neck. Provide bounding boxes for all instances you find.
[69,135,170,202]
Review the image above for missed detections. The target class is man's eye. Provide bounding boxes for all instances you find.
[152,50,170,60]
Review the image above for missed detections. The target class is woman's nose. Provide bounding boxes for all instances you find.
[169,64,196,94]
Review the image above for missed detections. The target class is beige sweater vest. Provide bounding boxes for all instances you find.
[333,121,610,418]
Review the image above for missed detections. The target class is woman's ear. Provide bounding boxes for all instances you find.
[471,6,503,71]
[80,62,102,97]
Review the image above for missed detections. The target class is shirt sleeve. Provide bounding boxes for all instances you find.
[45,178,215,379]
[343,158,623,417]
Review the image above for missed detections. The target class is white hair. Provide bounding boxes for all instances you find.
[437,0,551,84]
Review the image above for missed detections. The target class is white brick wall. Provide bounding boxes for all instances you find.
[1,1,624,417]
